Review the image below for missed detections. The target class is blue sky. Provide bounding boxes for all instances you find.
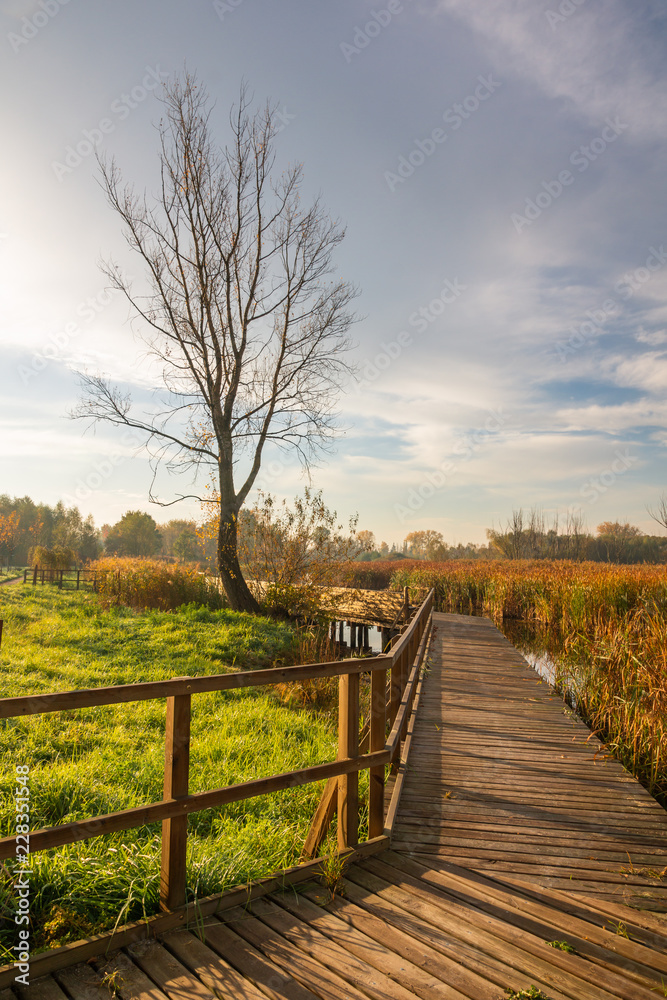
[2,0,667,545]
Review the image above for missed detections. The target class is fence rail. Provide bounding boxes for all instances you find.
[24,567,98,589]
[0,589,434,915]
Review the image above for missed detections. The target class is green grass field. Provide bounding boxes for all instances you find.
[0,587,339,955]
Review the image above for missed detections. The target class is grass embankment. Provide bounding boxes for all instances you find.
[0,586,339,956]
[386,560,667,807]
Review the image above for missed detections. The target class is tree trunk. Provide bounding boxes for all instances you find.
[217,508,260,613]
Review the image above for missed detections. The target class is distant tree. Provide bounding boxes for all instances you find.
[378,540,389,558]
[159,519,197,559]
[105,511,162,557]
[0,511,22,567]
[356,529,375,553]
[28,545,77,570]
[595,521,642,563]
[647,493,667,532]
[404,530,445,560]
[173,527,202,563]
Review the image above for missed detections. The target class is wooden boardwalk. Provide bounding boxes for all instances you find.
[13,612,667,999]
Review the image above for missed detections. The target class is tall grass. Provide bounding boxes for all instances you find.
[0,586,337,956]
[388,558,667,628]
[561,606,667,805]
[90,556,225,611]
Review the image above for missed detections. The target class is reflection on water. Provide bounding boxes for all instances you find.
[499,617,579,709]
[339,622,384,654]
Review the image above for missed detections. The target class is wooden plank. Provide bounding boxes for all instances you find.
[246,896,428,1000]
[160,692,191,911]
[201,916,334,999]
[325,870,566,999]
[155,929,269,1000]
[180,920,317,1000]
[337,672,359,849]
[12,977,67,1000]
[384,852,667,986]
[56,964,120,1000]
[300,777,337,860]
[384,670,424,837]
[0,838,388,989]
[350,858,642,1000]
[275,885,479,1000]
[94,950,170,1000]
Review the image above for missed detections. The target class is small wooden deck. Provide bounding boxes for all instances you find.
[12,612,667,999]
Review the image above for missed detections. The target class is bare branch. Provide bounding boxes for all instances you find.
[74,71,358,611]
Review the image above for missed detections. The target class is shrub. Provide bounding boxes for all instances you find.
[28,545,78,570]
[90,557,226,612]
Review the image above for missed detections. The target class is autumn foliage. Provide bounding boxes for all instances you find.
[90,557,225,612]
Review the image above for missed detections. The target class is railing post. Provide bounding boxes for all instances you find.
[400,637,413,743]
[369,666,386,839]
[337,671,359,850]
[160,690,191,910]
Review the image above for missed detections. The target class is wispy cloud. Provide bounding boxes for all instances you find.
[435,0,667,139]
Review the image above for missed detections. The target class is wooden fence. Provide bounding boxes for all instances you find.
[24,568,98,589]
[0,590,433,919]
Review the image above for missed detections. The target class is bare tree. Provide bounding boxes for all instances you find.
[74,74,358,612]
[647,494,667,532]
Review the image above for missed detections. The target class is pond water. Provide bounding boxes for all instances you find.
[497,616,582,712]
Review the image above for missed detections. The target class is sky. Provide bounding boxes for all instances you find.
[2,0,667,547]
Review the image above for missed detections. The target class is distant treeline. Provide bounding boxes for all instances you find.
[0,495,215,568]
[356,511,667,566]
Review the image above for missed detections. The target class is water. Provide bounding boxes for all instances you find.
[499,617,580,709]
[337,622,385,655]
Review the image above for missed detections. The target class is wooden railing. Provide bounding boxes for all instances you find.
[0,589,434,915]
[24,568,98,589]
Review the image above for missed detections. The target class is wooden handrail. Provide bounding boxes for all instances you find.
[0,655,389,719]
[0,589,434,916]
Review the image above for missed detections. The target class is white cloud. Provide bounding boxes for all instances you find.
[436,0,667,140]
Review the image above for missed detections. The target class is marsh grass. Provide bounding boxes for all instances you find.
[389,559,667,627]
[90,557,225,612]
[0,586,338,955]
